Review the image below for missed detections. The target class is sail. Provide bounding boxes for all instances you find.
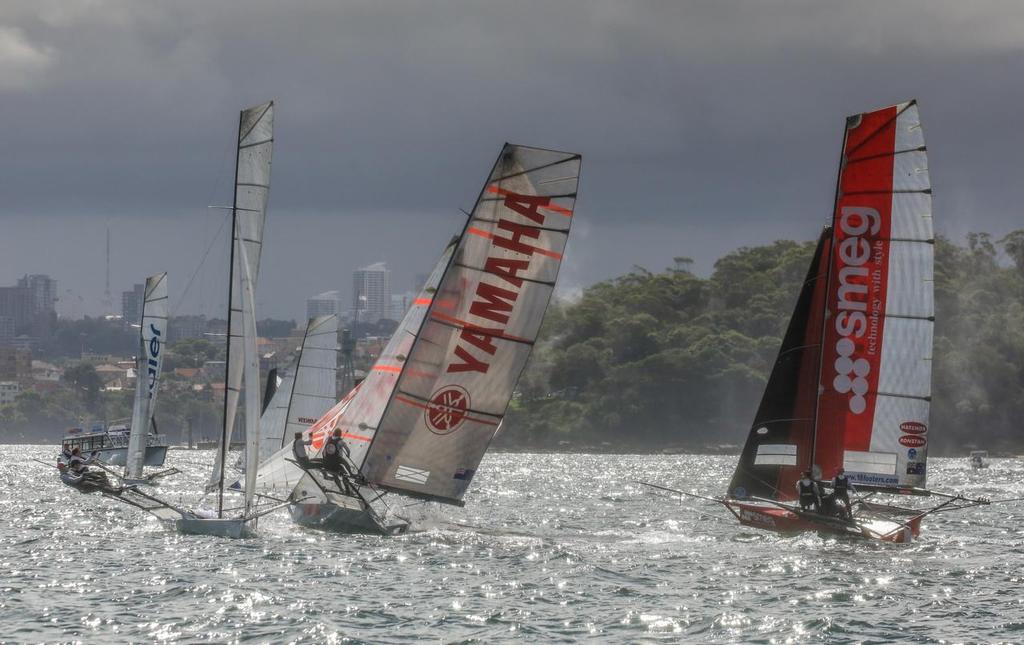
[359,144,581,504]
[207,101,274,494]
[306,240,456,465]
[727,231,831,501]
[124,272,168,479]
[239,240,262,512]
[254,372,293,466]
[814,101,933,490]
[283,315,339,449]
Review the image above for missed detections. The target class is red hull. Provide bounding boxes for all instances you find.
[726,501,921,543]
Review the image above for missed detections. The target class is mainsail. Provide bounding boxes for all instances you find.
[357,144,580,504]
[815,101,933,490]
[728,100,933,500]
[124,272,168,480]
[206,101,274,513]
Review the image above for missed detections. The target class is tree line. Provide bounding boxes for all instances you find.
[497,230,1024,456]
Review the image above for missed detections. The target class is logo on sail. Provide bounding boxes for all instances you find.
[832,205,882,415]
[146,323,162,398]
[425,385,471,435]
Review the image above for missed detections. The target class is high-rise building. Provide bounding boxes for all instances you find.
[0,287,35,333]
[307,290,340,321]
[122,283,145,326]
[352,262,392,324]
[17,275,57,314]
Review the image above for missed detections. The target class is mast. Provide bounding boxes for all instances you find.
[217,108,244,518]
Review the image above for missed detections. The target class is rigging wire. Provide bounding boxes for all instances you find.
[170,209,231,316]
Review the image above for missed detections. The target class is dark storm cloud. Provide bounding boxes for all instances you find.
[0,1,1022,317]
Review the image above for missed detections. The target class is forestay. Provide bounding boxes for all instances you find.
[360,144,581,504]
[207,101,274,494]
[814,101,933,490]
[125,272,168,480]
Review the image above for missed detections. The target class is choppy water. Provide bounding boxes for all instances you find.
[2,446,1022,643]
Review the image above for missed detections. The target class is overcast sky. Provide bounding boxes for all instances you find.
[0,1,1021,319]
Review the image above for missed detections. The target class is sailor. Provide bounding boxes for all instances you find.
[322,428,349,474]
[67,447,92,476]
[832,468,855,519]
[795,470,821,512]
[292,431,311,467]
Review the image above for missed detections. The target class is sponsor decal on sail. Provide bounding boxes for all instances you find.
[425,385,470,435]
[146,323,162,397]
[899,435,927,448]
[899,421,927,435]
[831,206,886,415]
[446,190,556,375]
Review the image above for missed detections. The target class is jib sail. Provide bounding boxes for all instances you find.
[359,144,581,505]
[814,100,933,490]
[727,230,831,501]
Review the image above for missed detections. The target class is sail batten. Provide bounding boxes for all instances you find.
[124,272,168,480]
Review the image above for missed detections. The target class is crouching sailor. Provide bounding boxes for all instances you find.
[67,447,94,476]
[796,471,821,512]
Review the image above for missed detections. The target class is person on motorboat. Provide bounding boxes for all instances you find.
[832,468,855,520]
[67,447,93,476]
[795,471,821,512]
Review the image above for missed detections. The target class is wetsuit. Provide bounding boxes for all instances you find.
[832,473,854,519]
[323,436,344,472]
[795,477,820,512]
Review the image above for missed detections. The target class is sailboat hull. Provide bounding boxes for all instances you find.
[726,501,920,544]
[175,517,255,539]
[289,500,407,536]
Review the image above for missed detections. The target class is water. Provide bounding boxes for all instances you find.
[2,447,1022,643]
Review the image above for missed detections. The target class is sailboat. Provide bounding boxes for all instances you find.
[257,143,582,534]
[122,272,179,485]
[175,100,279,539]
[646,100,987,542]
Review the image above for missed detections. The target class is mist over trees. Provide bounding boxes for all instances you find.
[498,230,1024,455]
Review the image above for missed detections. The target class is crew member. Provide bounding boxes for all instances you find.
[292,431,311,467]
[795,471,821,512]
[67,447,92,476]
[832,468,855,519]
[322,428,351,475]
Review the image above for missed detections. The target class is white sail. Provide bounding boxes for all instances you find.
[255,315,338,465]
[359,144,580,504]
[124,272,168,480]
[206,101,274,496]
[239,240,262,513]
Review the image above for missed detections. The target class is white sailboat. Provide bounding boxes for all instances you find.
[257,143,582,534]
[122,272,178,485]
[176,100,277,539]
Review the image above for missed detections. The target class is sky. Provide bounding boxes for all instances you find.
[0,1,1022,319]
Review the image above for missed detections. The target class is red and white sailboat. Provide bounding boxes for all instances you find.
[648,101,987,543]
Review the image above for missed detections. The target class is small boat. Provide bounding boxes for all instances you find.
[60,423,169,468]
[122,272,179,485]
[256,143,582,534]
[644,101,987,542]
[969,451,990,469]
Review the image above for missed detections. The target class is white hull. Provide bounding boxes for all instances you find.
[175,517,255,539]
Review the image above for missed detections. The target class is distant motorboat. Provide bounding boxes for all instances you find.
[969,451,990,469]
[61,423,168,468]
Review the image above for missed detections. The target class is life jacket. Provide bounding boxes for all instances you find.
[834,474,849,494]
[798,478,816,500]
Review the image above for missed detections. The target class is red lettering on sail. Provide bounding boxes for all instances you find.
[446,190,554,376]
[469,283,516,325]
[484,257,530,288]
